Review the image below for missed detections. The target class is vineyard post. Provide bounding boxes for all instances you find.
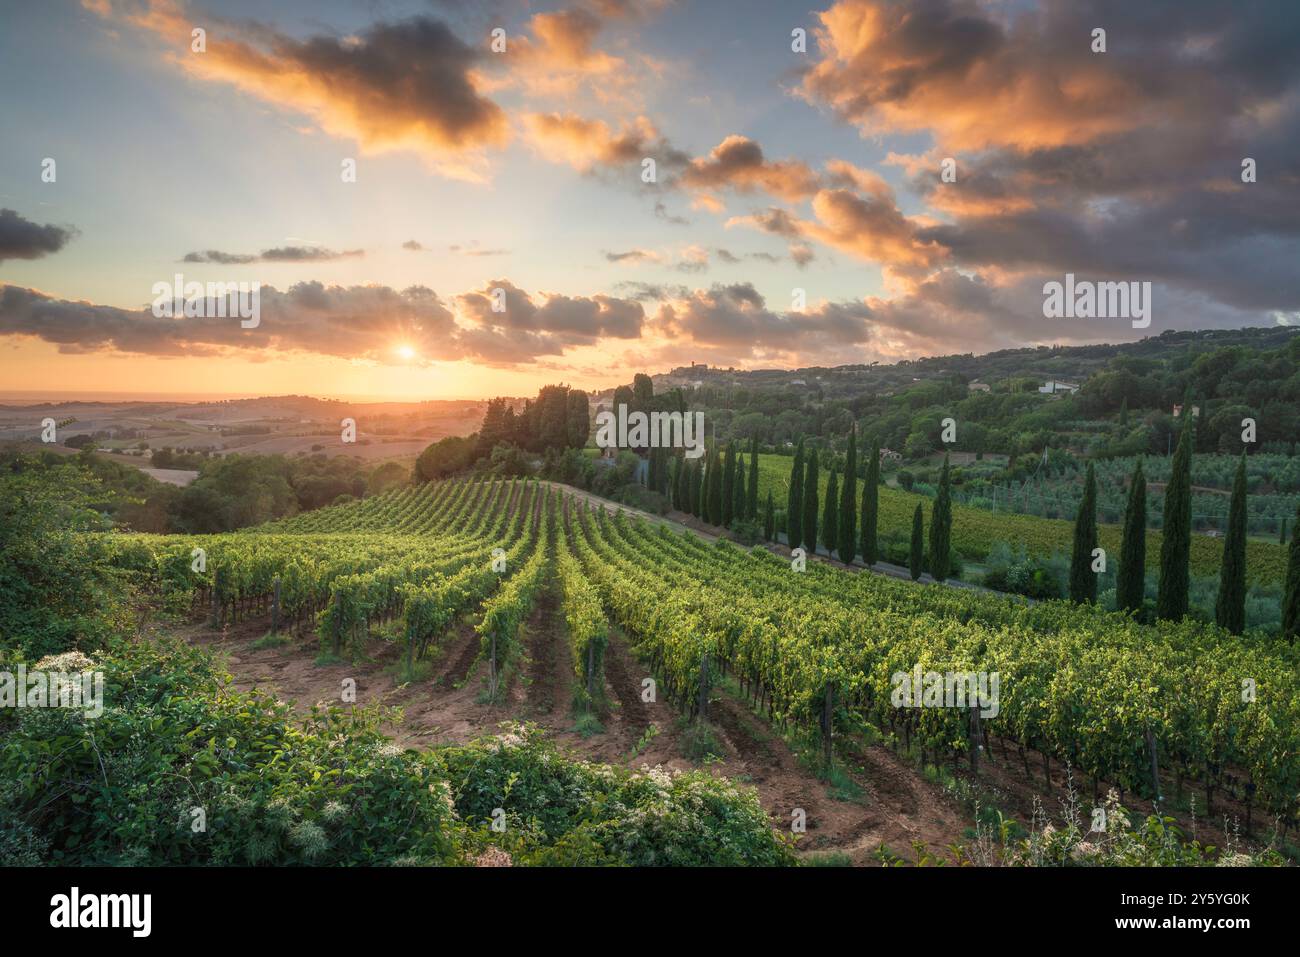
[1146,726,1162,810]
[969,704,982,773]
[271,575,281,634]
[822,683,834,768]
[698,652,709,720]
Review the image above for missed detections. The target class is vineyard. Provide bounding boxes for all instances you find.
[100,476,1300,858]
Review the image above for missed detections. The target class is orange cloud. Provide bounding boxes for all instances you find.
[680,135,822,203]
[522,112,676,172]
[89,0,509,180]
[801,0,1148,152]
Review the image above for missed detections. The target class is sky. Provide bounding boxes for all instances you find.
[1,0,1298,400]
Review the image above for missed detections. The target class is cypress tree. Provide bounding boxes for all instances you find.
[839,429,857,564]
[763,490,775,542]
[787,441,804,548]
[927,454,952,582]
[1215,452,1248,635]
[909,503,924,581]
[706,445,723,526]
[1283,504,1300,643]
[694,460,704,519]
[698,456,708,521]
[746,437,760,521]
[732,455,746,527]
[1281,515,1288,545]
[861,439,879,565]
[802,454,819,553]
[1157,418,1194,621]
[721,442,736,526]
[823,467,839,555]
[1118,396,1129,428]
[1116,460,1147,614]
[1068,462,1099,603]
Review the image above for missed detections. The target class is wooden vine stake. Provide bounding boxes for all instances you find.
[821,683,834,769]
[1146,725,1162,811]
[697,652,710,721]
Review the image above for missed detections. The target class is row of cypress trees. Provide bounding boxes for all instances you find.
[670,436,775,540]
[1072,419,1205,621]
[785,431,955,582]
[901,455,954,582]
[1070,416,1300,639]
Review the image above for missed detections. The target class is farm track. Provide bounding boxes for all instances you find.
[523,589,568,716]
[440,624,483,688]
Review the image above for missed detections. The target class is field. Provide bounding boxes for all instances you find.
[0,395,488,473]
[938,454,1300,540]
[87,475,1300,864]
[751,453,1289,585]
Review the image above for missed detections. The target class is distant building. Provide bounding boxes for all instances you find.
[968,381,991,393]
[1039,380,1079,395]
[789,379,806,386]
[1173,404,1200,418]
[879,448,903,464]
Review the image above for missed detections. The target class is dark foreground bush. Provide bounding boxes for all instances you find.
[0,641,793,867]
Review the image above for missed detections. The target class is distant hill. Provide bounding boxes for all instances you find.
[652,327,1300,399]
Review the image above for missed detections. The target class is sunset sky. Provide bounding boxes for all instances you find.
[2,0,1298,399]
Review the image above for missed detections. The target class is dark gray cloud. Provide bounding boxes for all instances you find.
[605,249,659,263]
[653,201,690,225]
[89,4,508,175]
[656,283,872,355]
[0,282,455,361]
[182,247,364,264]
[790,0,1300,325]
[0,209,77,263]
[0,278,646,366]
[457,279,645,342]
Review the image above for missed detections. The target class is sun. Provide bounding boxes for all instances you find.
[394,343,417,361]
